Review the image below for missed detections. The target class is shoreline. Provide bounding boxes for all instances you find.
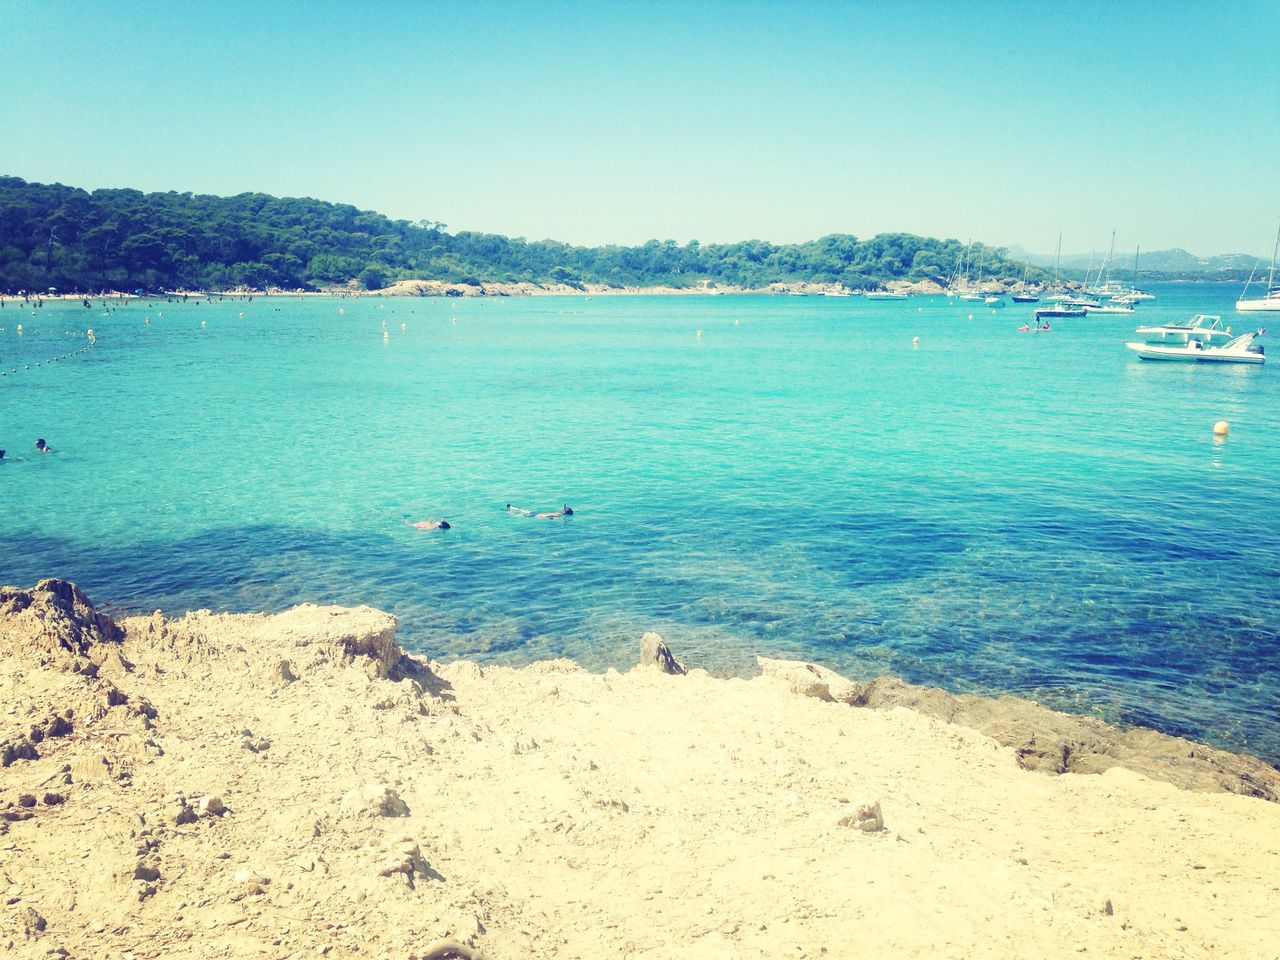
[3,579,1279,957]
[2,276,1245,305]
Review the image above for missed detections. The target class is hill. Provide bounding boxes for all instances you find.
[0,176,1037,294]
[1006,244,1259,280]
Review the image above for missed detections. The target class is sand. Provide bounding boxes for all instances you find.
[2,580,1278,959]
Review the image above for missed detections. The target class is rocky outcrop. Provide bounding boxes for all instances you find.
[756,657,864,705]
[637,632,686,675]
[0,579,122,665]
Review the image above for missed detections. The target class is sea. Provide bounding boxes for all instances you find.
[2,284,1278,763]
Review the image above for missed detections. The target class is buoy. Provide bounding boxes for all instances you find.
[16,324,22,333]
[339,308,345,315]
[145,316,150,324]
[239,312,244,319]
[696,329,703,339]
[1213,421,1230,437]
[733,318,740,326]
[200,319,206,328]
[912,336,919,345]
[401,322,407,330]
[967,314,973,320]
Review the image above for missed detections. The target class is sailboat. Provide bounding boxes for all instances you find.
[1236,224,1280,313]
[1011,261,1039,302]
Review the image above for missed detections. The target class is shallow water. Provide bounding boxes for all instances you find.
[2,285,1277,761]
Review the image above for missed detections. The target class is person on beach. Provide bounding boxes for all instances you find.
[35,438,51,454]
[405,517,450,530]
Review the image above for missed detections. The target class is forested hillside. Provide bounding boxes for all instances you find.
[0,176,1029,293]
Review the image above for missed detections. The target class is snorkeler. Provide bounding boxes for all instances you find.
[35,438,51,454]
[535,503,574,519]
[405,517,451,530]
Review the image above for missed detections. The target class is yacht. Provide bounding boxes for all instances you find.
[1236,225,1280,313]
[1084,303,1135,315]
[865,290,909,300]
[1133,314,1234,345]
[1126,329,1265,364]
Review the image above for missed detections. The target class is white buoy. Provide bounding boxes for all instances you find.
[912,336,919,345]
[968,314,974,320]
[696,329,703,339]
[383,330,390,341]
[339,307,345,315]
[1213,420,1230,437]
[200,319,206,328]
[16,324,22,333]
[145,316,151,324]
[401,322,407,331]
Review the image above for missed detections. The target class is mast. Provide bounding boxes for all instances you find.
[1269,223,1279,294]
[1053,234,1062,293]
[1132,244,1140,290]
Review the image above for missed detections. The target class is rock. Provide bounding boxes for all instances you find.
[21,906,46,936]
[340,784,409,818]
[18,794,37,808]
[0,579,124,666]
[638,632,686,676]
[41,793,65,806]
[275,660,298,684]
[839,801,885,833]
[259,604,402,679]
[376,839,432,888]
[1,736,40,768]
[195,795,226,817]
[132,862,161,882]
[756,657,863,704]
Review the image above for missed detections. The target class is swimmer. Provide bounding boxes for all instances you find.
[505,503,534,517]
[0,450,5,461]
[536,503,574,519]
[35,438,51,454]
[405,517,450,530]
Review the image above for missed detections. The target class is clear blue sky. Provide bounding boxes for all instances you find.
[2,0,1277,255]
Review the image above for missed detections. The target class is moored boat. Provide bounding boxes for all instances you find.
[1133,314,1234,345]
[1035,304,1086,320]
[1125,329,1266,364]
[865,290,909,300]
[1236,225,1280,313]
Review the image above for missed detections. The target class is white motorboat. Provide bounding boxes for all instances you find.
[1236,225,1280,313]
[1125,329,1266,364]
[1084,304,1135,315]
[865,290,909,300]
[1133,314,1234,345]
[984,296,1004,307]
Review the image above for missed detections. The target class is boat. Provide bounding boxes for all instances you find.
[865,290,909,300]
[823,289,852,298]
[984,296,1005,307]
[1084,304,1135,315]
[1010,261,1039,302]
[1236,225,1280,313]
[1035,304,1086,319]
[1125,329,1265,364]
[1060,297,1101,309]
[1133,314,1235,345]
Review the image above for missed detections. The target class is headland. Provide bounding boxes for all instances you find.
[3,579,1278,959]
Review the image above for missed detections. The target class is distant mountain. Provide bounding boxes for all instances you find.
[1005,244,1259,278]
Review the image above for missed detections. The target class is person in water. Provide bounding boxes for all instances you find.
[35,438,50,454]
[536,503,574,519]
[505,503,533,517]
[405,517,450,530]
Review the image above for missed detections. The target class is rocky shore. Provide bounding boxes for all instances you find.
[2,580,1278,959]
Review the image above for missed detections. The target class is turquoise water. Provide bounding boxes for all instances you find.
[2,285,1278,762]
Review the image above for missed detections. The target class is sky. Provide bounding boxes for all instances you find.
[2,0,1277,256]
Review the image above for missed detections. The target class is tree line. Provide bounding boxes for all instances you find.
[0,176,1034,293]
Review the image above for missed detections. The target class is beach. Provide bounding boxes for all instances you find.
[3,579,1278,959]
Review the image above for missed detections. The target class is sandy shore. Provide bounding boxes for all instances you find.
[2,580,1278,959]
